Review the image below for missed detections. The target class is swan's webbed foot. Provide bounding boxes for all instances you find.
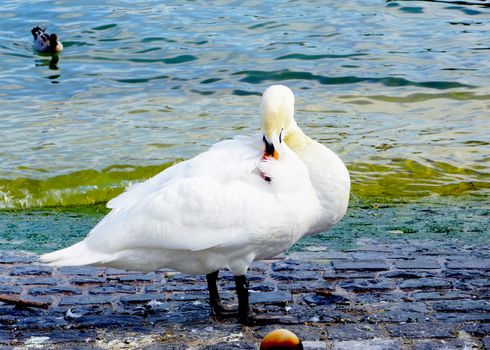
[210,300,236,319]
[207,271,292,325]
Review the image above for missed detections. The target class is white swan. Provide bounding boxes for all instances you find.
[40,85,350,324]
[31,26,63,53]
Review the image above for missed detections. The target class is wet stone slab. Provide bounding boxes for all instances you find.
[9,265,53,276]
[393,258,441,270]
[445,259,490,270]
[0,238,489,349]
[338,278,395,292]
[28,286,82,296]
[399,277,452,290]
[331,260,390,271]
[385,323,455,338]
[271,270,320,281]
[326,324,385,341]
[58,295,113,306]
[0,253,37,264]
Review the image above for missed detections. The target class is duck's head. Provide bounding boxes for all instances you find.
[260,85,296,160]
[260,329,303,350]
[49,34,63,52]
[49,34,58,47]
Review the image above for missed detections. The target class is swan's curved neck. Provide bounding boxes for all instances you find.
[285,124,350,233]
[284,123,313,155]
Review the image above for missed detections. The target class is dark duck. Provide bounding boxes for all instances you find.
[31,26,63,53]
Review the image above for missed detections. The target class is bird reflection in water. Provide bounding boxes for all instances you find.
[35,53,60,71]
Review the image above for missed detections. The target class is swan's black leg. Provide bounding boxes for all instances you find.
[235,274,254,325]
[235,275,287,325]
[208,271,276,325]
[206,270,234,317]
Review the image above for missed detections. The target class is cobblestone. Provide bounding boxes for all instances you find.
[0,253,36,264]
[271,271,320,281]
[338,278,395,292]
[119,293,167,304]
[326,324,384,341]
[331,260,389,271]
[9,265,52,276]
[88,284,137,294]
[250,291,292,305]
[409,290,473,301]
[303,293,349,306]
[59,295,113,306]
[333,339,401,350]
[445,259,490,270]
[0,238,489,349]
[394,258,441,270]
[482,336,490,349]
[432,300,490,312]
[16,277,57,285]
[0,286,21,294]
[399,277,452,290]
[385,323,455,338]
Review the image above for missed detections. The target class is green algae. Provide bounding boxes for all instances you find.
[1,158,487,209]
[0,161,181,209]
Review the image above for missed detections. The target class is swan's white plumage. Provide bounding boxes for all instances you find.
[40,85,350,276]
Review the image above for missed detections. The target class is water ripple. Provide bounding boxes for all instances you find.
[233,70,474,89]
[114,75,169,84]
[276,53,368,60]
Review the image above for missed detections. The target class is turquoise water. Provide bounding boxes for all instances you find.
[1,198,489,253]
[0,1,489,251]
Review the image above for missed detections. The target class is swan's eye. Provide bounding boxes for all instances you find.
[279,128,283,143]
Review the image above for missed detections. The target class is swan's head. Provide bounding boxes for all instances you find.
[260,85,296,160]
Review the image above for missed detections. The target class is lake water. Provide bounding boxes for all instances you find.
[0,0,489,252]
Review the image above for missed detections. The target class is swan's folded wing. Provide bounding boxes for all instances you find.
[106,135,261,210]
[87,176,279,253]
[106,160,187,210]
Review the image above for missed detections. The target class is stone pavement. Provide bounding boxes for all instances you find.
[0,238,489,349]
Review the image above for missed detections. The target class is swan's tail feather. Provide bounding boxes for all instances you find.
[39,241,111,267]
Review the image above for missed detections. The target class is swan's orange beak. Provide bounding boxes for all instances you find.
[263,149,279,160]
[260,329,303,350]
[263,135,279,160]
